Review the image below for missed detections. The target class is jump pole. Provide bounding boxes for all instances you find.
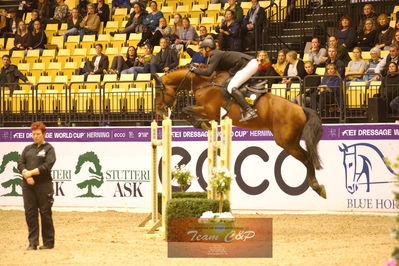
[207,117,232,201]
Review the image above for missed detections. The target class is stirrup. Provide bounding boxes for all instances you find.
[239,109,258,123]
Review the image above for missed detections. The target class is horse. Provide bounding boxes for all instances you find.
[154,65,326,199]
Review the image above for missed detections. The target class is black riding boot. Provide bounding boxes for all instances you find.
[231,88,258,122]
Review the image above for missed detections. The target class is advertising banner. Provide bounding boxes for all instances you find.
[0,124,398,212]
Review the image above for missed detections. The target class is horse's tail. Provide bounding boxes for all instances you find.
[302,107,323,170]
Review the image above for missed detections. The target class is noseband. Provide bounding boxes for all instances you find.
[157,69,193,109]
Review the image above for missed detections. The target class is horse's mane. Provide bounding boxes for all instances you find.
[163,64,208,76]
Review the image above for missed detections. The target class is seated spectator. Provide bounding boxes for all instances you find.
[298,61,321,107]
[81,43,109,80]
[10,21,30,54]
[326,35,351,65]
[0,9,7,37]
[27,9,40,32]
[146,17,170,47]
[79,4,100,41]
[28,20,47,53]
[95,0,110,27]
[364,47,381,81]
[109,46,137,75]
[0,54,28,96]
[374,44,399,78]
[273,49,288,76]
[225,0,243,25]
[173,17,198,52]
[5,9,21,37]
[357,4,378,33]
[256,50,278,76]
[37,0,55,25]
[117,2,147,35]
[147,37,178,74]
[307,37,327,66]
[112,0,131,14]
[241,0,265,51]
[346,47,367,81]
[325,46,346,78]
[121,43,153,79]
[62,8,81,42]
[171,14,182,36]
[335,15,356,50]
[143,1,163,33]
[311,63,341,115]
[47,0,68,25]
[77,0,89,18]
[187,26,210,47]
[393,29,399,47]
[216,10,241,51]
[282,50,306,84]
[381,62,399,113]
[375,14,395,51]
[357,18,378,51]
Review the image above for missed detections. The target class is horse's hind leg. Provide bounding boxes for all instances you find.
[284,144,327,199]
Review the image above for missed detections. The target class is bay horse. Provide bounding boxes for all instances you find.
[154,65,326,199]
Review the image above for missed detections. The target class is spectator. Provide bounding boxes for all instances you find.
[79,4,100,41]
[143,1,163,32]
[95,0,110,27]
[307,37,327,66]
[256,50,278,76]
[112,0,131,14]
[375,14,395,51]
[357,18,378,51]
[364,47,381,81]
[326,35,351,65]
[273,49,288,76]
[148,17,171,47]
[109,46,137,75]
[241,0,265,51]
[62,8,81,42]
[10,21,30,54]
[28,20,47,53]
[121,43,153,79]
[325,46,346,78]
[77,0,89,18]
[117,2,147,35]
[381,62,399,114]
[187,26,210,46]
[171,13,182,36]
[225,0,243,25]
[393,29,399,47]
[81,43,109,80]
[357,4,378,34]
[36,0,55,24]
[216,10,241,51]
[374,44,399,78]
[311,63,341,115]
[5,9,21,37]
[346,47,367,81]
[47,0,68,25]
[282,50,306,84]
[300,61,321,107]
[335,15,356,50]
[0,54,28,96]
[0,9,7,37]
[147,37,178,74]
[172,17,198,52]
[27,9,40,32]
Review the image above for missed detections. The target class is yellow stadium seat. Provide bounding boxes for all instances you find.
[179,58,191,66]
[103,74,118,90]
[104,21,119,35]
[127,33,142,47]
[200,16,216,31]
[53,75,69,92]
[5,38,15,50]
[71,48,87,63]
[112,34,127,50]
[118,74,135,90]
[65,35,80,50]
[346,81,367,108]
[271,83,287,98]
[190,4,206,19]
[47,62,63,77]
[45,23,59,41]
[18,63,30,76]
[113,8,128,22]
[176,5,189,16]
[40,49,56,68]
[25,49,40,66]
[0,38,4,49]
[30,62,46,80]
[96,34,111,49]
[10,50,24,65]
[51,35,64,49]
[58,23,68,35]
[62,62,77,78]
[56,48,71,64]
[80,34,96,49]
[315,67,325,75]
[368,81,381,99]
[105,47,118,64]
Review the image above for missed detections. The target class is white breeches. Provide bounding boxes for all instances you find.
[227,59,259,93]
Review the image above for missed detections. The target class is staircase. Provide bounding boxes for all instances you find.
[0,1,19,11]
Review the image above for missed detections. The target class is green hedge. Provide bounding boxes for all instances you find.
[166,198,231,219]
[157,191,207,214]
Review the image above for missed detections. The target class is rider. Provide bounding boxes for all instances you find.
[190,37,258,122]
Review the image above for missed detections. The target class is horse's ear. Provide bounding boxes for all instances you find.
[338,143,347,152]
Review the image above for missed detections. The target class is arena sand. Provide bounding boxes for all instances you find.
[0,210,395,265]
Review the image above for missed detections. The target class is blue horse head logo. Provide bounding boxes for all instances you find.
[339,143,396,194]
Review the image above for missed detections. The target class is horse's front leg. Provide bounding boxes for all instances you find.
[182,105,211,130]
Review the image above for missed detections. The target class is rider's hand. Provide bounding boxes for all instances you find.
[189,65,197,72]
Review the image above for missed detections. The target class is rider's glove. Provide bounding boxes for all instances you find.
[189,65,197,72]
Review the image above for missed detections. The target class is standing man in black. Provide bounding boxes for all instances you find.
[18,122,56,250]
[0,54,28,96]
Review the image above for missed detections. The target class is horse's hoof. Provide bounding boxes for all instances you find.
[201,121,212,130]
[318,184,327,199]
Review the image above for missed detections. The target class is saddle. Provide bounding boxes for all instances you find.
[220,78,268,113]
